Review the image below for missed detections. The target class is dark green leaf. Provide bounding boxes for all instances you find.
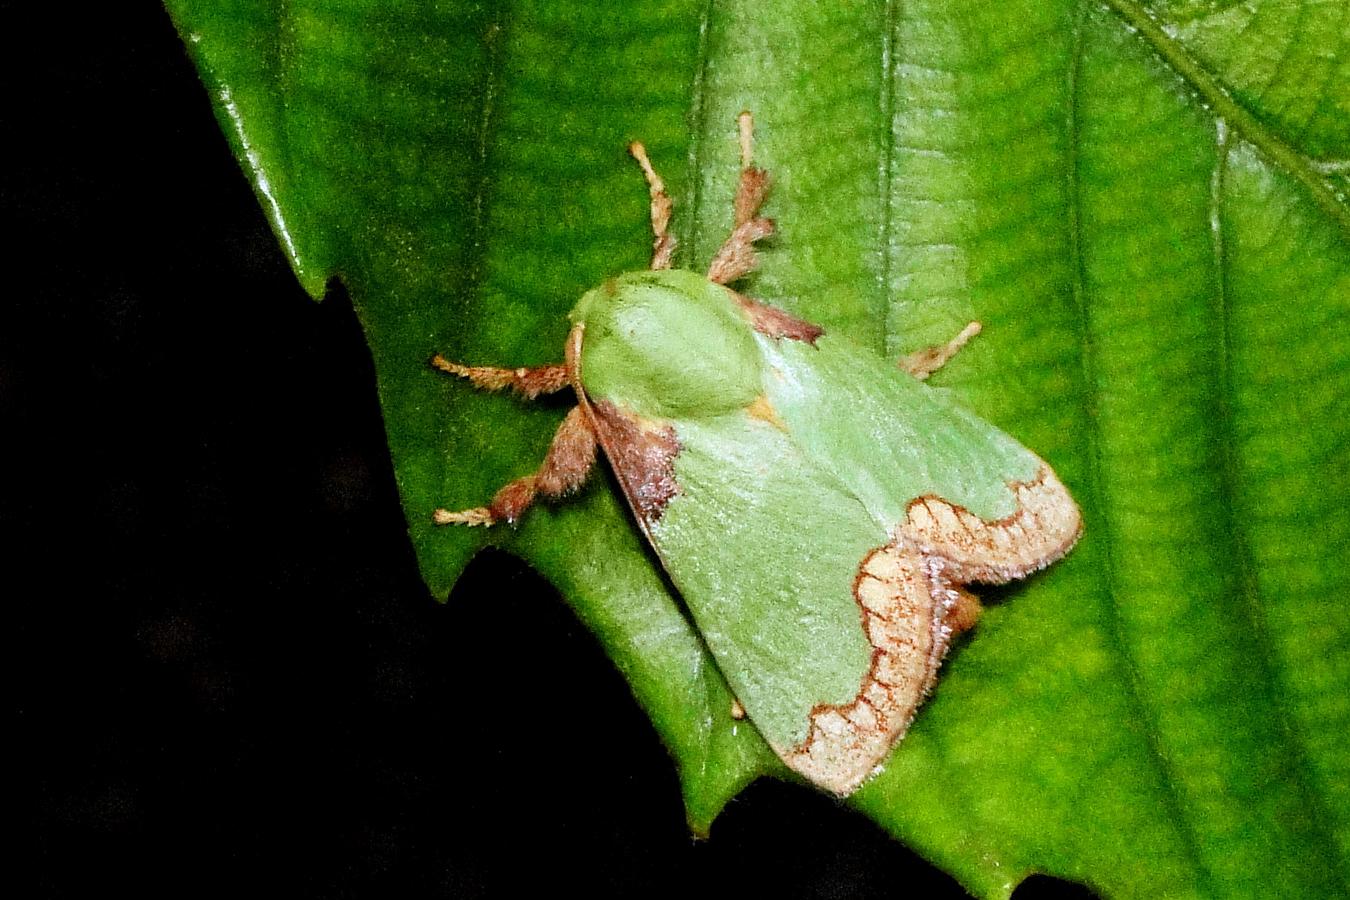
[164,0,1349,895]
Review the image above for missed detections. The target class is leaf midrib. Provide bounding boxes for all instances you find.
[1103,0,1350,232]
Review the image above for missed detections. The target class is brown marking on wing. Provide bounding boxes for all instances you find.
[564,322,682,533]
[588,399,681,523]
[900,464,1082,584]
[733,293,825,344]
[777,465,1079,795]
[778,538,958,796]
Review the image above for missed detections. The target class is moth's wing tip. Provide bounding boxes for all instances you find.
[1015,462,1083,566]
[772,738,881,797]
[903,463,1083,584]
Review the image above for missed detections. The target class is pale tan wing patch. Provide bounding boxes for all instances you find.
[781,466,1080,795]
[779,538,957,796]
[901,464,1082,584]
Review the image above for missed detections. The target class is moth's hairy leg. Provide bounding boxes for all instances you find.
[431,355,569,399]
[629,141,676,271]
[732,110,772,227]
[897,321,982,380]
[709,111,775,286]
[707,218,775,286]
[434,406,598,527]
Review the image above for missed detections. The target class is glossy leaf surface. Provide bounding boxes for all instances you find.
[164,1,1349,896]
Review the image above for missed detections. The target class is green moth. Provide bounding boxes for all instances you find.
[433,114,1081,796]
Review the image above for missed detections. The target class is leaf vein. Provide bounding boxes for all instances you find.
[679,0,720,780]
[1209,116,1350,891]
[683,0,718,269]
[1066,5,1216,892]
[879,0,897,343]
[1102,0,1350,232]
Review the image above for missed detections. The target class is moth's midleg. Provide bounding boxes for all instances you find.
[628,140,675,270]
[434,406,598,527]
[430,355,568,399]
[709,111,775,285]
[897,321,983,380]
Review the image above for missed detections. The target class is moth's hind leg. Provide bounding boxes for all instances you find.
[898,321,982,380]
[943,585,983,635]
[434,406,598,526]
[629,141,676,270]
[708,112,775,285]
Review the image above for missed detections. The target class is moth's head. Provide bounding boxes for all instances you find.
[569,269,765,420]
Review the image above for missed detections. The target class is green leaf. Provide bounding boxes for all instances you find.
[164,0,1349,896]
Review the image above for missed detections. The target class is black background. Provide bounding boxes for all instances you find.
[8,5,1097,897]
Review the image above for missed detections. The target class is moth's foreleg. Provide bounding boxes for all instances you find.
[707,218,775,286]
[433,406,598,527]
[897,321,982,380]
[732,111,772,228]
[708,112,775,286]
[629,141,676,271]
[431,355,569,399]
